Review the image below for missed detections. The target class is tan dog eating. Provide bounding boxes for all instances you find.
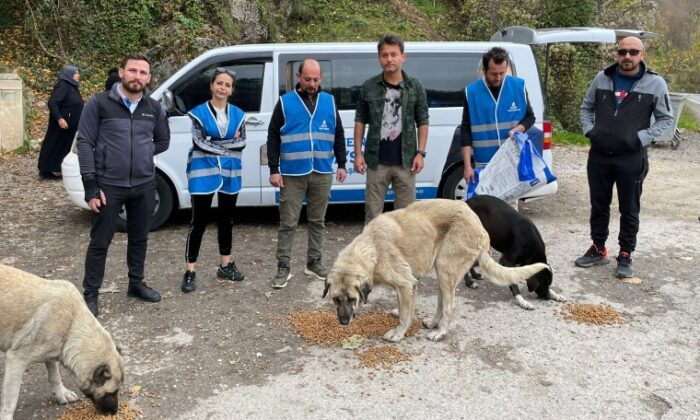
[323,199,550,342]
[0,264,124,420]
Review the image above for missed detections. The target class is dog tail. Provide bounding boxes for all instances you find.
[477,251,550,287]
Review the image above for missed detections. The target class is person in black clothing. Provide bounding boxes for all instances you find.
[77,53,170,316]
[575,37,673,278]
[104,67,121,91]
[37,65,83,180]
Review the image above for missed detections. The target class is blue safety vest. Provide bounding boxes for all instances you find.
[466,75,527,166]
[279,91,336,176]
[186,102,245,194]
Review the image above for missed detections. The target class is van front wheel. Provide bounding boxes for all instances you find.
[439,166,469,201]
[116,173,174,232]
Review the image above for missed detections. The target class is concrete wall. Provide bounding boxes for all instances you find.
[0,73,24,152]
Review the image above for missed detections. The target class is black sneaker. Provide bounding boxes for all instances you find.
[574,244,609,267]
[39,171,60,180]
[181,270,196,293]
[615,252,634,278]
[127,282,162,302]
[84,293,99,317]
[217,261,245,282]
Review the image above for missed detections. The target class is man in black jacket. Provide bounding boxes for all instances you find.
[77,53,170,316]
[576,37,672,278]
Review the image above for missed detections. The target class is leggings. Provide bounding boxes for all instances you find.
[185,192,239,263]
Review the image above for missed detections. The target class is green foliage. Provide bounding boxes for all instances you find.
[456,0,540,40]
[678,108,699,132]
[540,0,595,27]
[553,130,588,146]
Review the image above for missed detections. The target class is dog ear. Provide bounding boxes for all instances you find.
[92,364,112,387]
[322,279,330,298]
[357,282,372,304]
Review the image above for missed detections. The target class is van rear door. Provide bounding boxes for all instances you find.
[490,27,661,117]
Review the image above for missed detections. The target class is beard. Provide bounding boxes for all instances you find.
[122,79,145,94]
[619,60,638,72]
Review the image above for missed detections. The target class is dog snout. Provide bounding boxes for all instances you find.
[336,304,354,325]
[94,391,119,415]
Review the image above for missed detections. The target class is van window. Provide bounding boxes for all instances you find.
[280,54,482,110]
[173,61,266,112]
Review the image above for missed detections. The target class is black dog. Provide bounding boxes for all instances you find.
[465,195,566,309]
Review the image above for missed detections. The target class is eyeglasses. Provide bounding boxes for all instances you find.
[617,49,641,57]
[214,67,237,79]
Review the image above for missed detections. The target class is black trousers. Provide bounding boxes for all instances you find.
[185,192,239,263]
[83,181,155,295]
[587,149,649,254]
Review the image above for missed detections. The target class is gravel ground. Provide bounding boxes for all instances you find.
[1,134,699,419]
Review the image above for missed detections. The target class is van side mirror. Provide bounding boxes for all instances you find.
[162,90,175,112]
[162,90,186,116]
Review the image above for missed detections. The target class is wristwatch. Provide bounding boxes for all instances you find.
[416,149,426,158]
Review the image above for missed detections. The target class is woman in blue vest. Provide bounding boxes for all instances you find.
[182,68,246,293]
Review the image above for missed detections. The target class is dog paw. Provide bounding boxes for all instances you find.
[426,330,447,341]
[53,387,79,404]
[466,282,478,289]
[422,318,439,329]
[389,308,399,318]
[382,328,405,342]
[548,291,567,302]
[515,295,535,310]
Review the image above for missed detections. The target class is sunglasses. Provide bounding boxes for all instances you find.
[214,67,237,79]
[617,49,641,57]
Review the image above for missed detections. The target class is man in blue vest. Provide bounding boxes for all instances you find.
[267,59,347,289]
[460,47,534,187]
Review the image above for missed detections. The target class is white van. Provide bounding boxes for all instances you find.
[62,27,641,230]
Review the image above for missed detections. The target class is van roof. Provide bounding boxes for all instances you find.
[191,41,534,59]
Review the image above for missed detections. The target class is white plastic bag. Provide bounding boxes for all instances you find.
[474,132,556,201]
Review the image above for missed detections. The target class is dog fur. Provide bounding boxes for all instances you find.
[465,195,566,309]
[322,199,551,342]
[0,264,124,420]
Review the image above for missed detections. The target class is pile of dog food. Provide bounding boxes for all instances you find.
[563,302,622,325]
[58,400,142,420]
[358,346,412,370]
[289,310,421,344]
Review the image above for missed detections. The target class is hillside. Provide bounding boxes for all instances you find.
[1,0,699,144]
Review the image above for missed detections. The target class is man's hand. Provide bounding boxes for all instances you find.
[58,118,68,129]
[336,168,347,183]
[508,124,526,139]
[269,173,284,188]
[411,154,424,174]
[354,155,367,175]
[88,190,107,213]
[463,164,475,184]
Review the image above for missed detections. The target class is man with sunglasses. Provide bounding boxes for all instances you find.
[576,37,673,279]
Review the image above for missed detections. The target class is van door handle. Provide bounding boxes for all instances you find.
[246,117,265,126]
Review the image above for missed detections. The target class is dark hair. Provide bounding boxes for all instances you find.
[120,53,151,71]
[377,33,405,54]
[104,68,120,91]
[211,67,237,86]
[482,47,509,71]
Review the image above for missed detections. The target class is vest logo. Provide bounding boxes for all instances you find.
[141,113,155,118]
[507,102,521,113]
[319,120,330,130]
